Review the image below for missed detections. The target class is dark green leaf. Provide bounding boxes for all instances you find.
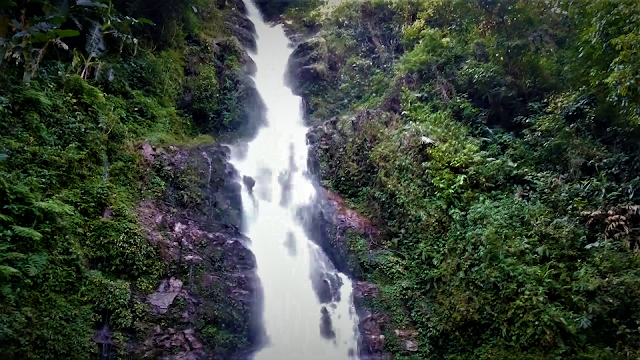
[0,16,9,38]
[0,0,17,7]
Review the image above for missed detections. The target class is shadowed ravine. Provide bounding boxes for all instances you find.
[228,1,360,359]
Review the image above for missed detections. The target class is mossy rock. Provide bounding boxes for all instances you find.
[286,36,329,96]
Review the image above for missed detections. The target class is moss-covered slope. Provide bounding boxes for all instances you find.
[290,0,640,359]
[0,0,262,358]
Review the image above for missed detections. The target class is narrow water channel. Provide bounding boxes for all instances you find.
[228,1,360,359]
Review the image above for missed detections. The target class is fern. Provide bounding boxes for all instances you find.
[0,265,22,279]
[23,253,48,277]
[34,200,74,216]
[10,225,43,241]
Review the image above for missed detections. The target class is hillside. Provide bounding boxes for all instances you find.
[1,0,640,359]
[0,0,262,358]
[282,0,640,358]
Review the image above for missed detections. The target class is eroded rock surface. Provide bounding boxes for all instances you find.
[303,120,395,359]
[148,278,184,314]
[134,143,261,359]
[286,36,329,100]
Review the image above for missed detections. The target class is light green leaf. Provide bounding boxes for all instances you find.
[34,200,74,215]
[0,265,22,278]
[52,29,80,39]
[136,17,155,25]
[11,225,43,241]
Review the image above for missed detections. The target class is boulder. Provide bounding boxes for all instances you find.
[242,175,256,193]
[320,306,336,340]
[148,278,183,314]
[394,329,419,352]
[286,36,329,97]
[228,11,257,53]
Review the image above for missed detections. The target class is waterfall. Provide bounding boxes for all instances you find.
[228,1,360,359]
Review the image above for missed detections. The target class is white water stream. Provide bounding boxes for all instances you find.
[229,1,360,359]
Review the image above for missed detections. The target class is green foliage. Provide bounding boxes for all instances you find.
[568,0,640,125]
[0,0,153,82]
[186,39,246,134]
[0,0,252,358]
[307,0,640,358]
[195,268,251,358]
[254,0,323,22]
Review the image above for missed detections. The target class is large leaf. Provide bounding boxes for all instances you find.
[136,17,155,25]
[29,32,50,43]
[76,0,108,7]
[0,16,9,38]
[85,21,104,57]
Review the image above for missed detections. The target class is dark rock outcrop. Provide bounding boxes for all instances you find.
[228,6,258,53]
[178,0,266,143]
[301,185,391,358]
[242,175,256,194]
[303,120,393,359]
[134,143,262,359]
[285,36,329,99]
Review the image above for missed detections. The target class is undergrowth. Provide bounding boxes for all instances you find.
[301,0,640,358]
[0,0,251,358]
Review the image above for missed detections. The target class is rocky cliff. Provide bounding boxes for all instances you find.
[130,143,261,360]
[127,2,266,359]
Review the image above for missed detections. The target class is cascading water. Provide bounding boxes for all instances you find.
[229,1,360,359]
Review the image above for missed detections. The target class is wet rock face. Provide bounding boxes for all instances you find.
[285,36,329,99]
[320,306,336,340]
[228,9,257,52]
[242,175,256,194]
[302,189,392,359]
[178,0,266,143]
[303,184,379,280]
[135,143,261,359]
[352,282,392,359]
[303,125,394,358]
[311,270,343,304]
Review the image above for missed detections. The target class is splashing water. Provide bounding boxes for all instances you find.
[229,1,360,359]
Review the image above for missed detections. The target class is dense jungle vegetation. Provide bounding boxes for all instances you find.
[288,0,640,358]
[2,0,640,359]
[0,0,253,358]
